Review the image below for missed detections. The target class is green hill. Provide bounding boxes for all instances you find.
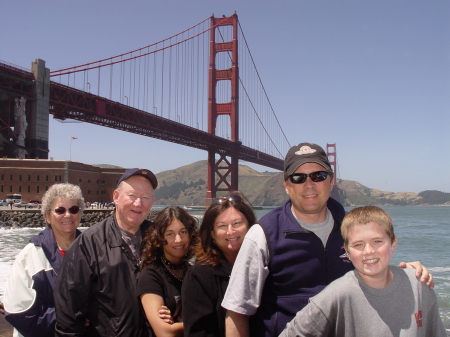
[153,160,448,206]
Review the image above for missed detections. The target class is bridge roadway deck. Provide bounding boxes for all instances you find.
[0,62,284,171]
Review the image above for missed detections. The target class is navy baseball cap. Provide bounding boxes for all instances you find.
[117,168,158,189]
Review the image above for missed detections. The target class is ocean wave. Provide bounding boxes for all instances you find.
[0,227,44,232]
[430,266,450,273]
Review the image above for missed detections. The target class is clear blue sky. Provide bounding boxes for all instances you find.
[1,1,449,193]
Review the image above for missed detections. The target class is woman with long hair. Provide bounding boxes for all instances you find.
[137,206,199,337]
[182,191,256,337]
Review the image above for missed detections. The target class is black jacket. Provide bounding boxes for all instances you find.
[182,259,232,337]
[54,213,151,337]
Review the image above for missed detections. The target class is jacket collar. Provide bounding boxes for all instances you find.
[213,258,233,277]
[281,197,345,233]
[107,211,125,248]
[30,226,81,274]
[107,210,152,248]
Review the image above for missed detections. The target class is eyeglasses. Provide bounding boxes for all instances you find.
[287,171,331,184]
[215,220,247,231]
[53,206,80,215]
[212,194,243,205]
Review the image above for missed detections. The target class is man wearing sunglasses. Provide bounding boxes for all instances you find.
[222,143,433,337]
[54,168,157,337]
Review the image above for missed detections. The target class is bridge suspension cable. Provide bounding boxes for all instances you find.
[237,20,291,157]
[49,14,290,164]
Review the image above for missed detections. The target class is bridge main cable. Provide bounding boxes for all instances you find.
[50,15,236,77]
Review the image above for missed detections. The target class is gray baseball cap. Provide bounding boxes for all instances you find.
[284,143,332,178]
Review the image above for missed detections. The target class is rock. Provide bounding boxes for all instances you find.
[0,209,162,229]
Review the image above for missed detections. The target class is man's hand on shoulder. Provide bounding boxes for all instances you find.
[398,261,434,289]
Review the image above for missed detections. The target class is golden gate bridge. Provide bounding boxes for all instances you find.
[0,13,337,200]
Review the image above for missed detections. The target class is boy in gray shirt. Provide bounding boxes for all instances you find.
[280,206,446,337]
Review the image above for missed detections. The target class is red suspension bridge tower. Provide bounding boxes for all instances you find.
[206,13,239,203]
[0,13,293,206]
[326,143,337,186]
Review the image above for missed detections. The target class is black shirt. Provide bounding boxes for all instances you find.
[137,260,184,327]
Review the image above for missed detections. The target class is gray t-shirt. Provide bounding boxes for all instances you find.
[280,267,447,337]
[119,227,142,264]
[293,208,333,247]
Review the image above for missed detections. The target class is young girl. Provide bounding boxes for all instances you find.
[137,206,199,337]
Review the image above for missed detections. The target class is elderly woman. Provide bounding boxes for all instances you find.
[182,191,256,337]
[3,183,85,337]
[137,206,199,337]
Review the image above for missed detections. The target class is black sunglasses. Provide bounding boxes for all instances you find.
[53,205,80,215]
[212,194,243,205]
[288,171,331,184]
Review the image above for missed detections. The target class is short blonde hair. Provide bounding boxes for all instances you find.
[341,206,395,249]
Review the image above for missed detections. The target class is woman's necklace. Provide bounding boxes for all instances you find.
[161,255,187,282]
[161,254,186,269]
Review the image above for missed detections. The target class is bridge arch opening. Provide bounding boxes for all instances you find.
[215,115,232,140]
[215,52,232,70]
[215,80,231,104]
[215,26,233,43]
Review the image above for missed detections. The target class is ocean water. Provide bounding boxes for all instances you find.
[0,205,449,332]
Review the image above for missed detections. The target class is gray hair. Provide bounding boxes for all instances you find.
[41,183,86,216]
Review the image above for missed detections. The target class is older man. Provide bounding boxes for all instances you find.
[54,168,157,337]
[222,143,433,337]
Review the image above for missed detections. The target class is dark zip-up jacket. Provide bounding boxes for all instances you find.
[4,227,81,337]
[182,259,232,337]
[251,198,354,337]
[54,214,151,337]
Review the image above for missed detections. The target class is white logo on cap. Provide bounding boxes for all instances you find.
[295,146,316,156]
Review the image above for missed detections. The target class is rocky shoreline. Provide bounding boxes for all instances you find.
[0,209,160,229]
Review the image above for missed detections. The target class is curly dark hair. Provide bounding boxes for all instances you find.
[196,191,256,266]
[141,206,199,269]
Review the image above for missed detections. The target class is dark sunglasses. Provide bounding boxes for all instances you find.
[212,194,243,205]
[53,205,80,215]
[288,171,331,184]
